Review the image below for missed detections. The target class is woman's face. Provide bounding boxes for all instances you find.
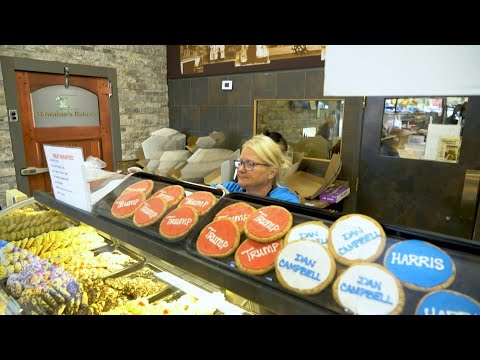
[236,147,276,191]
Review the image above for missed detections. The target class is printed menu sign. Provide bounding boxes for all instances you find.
[43,145,91,212]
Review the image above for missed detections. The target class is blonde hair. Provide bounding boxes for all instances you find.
[242,135,292,184]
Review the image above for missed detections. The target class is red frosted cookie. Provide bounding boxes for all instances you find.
[235,238,282,275]
[133,196,168,228]
[121,179,154,196]
[196,218,240,258]
[159,206,199,241]
[177,191,217,215]
[214,202,256,234]
[111,191,145,219]
[151,185,185,208]
[244,205,293,243]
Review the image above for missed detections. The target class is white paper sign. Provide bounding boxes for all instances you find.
[43,144,91,212]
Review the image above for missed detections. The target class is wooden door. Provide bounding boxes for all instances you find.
[16,71,113,195]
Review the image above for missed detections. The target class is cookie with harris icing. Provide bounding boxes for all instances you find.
[415,289,480,315]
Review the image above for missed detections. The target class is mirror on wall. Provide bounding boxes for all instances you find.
[254,99,344,161]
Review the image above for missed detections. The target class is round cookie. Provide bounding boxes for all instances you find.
[235,238,282,275]
[383,239,456,292]
[133,196,168,228]
[328,213,386,266]
[333,263,405,315]
[159,206,199,241]
[214,202,256,234]
[111,191,145,219]
[178,191,217,216]
[244,205,293,243]
[275,239,336,295]
[196,218,240,258]
[121,179,154,196]
[415,289,480,315]
[284,221,329,246]
[152,185,185,208]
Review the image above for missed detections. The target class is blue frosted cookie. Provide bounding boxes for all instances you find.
[416,290,480,315]
[383,240,455,291]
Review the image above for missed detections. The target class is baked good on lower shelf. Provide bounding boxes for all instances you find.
[151,185,185,208]
[111,191,145,219]
[244,205,293,243]
[284,221,329,246]
[235,238,282,275]
[121,179,154,196]
[383,239,456,291]
[415,289,480,315]
[196,218,240,258]
[332,263,405,315]
[177,191,217,216]
[133,196,168,227]
[214,202,256,234]
[328,213,386,265]
[275,239,336,295]
[159,206,199,241]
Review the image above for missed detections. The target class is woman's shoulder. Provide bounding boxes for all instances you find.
[214,182,245,193]
[269,186,300,204]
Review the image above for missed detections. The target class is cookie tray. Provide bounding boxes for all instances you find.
[185,192,480,315]
[94,244,146,279]
[92,173,224,244]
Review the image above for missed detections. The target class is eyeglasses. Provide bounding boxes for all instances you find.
[234,160,270,171]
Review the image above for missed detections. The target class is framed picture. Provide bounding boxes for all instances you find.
[437,136,461,163]
[167,45,326,79]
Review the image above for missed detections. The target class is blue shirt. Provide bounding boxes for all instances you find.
[214,181,300,204]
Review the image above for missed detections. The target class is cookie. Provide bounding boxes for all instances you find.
[415,289,480,315]
[177,191,217,216]
[332,263,405,315]
[196,218,240,258]
[121,179,154,196]
[159,206,199,241]
[383,239,456,292]
[111,191,145,219]
[328,213,386,266]
[133,196,168,228]
[244,205,293,243]
[284,221,329,246]
[275,239,336,295]
[151,185,185,208]
[214,202,256,234]
[235,238,282,275]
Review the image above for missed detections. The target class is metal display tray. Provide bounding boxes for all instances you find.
[94,244,146,279]
[92,173,224,244]
[185,192,480,315]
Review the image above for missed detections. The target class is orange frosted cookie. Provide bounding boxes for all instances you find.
[178,191,217,215]
[111,191,145,219]
[197,218,240,258]
[152,185,185,208]
[244,205,293,243]
[121,179,154,196]
[235,238,282,275]
[133,196,168,228]
[214,202,256,234]
[159,206,199,241]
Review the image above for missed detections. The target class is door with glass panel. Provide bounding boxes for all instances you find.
[357,96,480,240]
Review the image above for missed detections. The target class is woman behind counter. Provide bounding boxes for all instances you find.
[214,135,300,204]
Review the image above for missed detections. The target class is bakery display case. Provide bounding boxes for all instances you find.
[1,172,479,315]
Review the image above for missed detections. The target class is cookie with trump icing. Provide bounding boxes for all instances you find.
[133,196,168,227]
[152,185,185,208]
[159,206,199,241]
[214,202,256,234]
[121,179,154,197]
[111,191,145,219]
[196,218,240,258]
[235,238,282,275]
[178,191,217,216]
[244,205,292,243]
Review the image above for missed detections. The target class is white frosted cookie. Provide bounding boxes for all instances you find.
[284,221,329,246]
[328,214,386,266]
[275,240,336,295]
[333,263,405,315]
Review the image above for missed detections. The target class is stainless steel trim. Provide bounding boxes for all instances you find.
[20,167,49,176]
[460,169,480,221]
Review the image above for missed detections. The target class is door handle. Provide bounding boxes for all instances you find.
[460,169,480,220]
[20,167,49,176]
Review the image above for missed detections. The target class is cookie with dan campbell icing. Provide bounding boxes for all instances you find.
[151,185,185,208]
[328,214,386,266]
[214,202,256,234]
[244,205,293,243]
[159,206,199,241]
[235,238,282,275]
[275,239,336,295]
[111,191,145,219]
[196,218,240,258]
[121,179,154,196]
[383,240,456,292]
[333,263,405,315]
[177,191,217,216]
[415,290,480,315]
[284,221,329,247]
[133,196,168,228]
